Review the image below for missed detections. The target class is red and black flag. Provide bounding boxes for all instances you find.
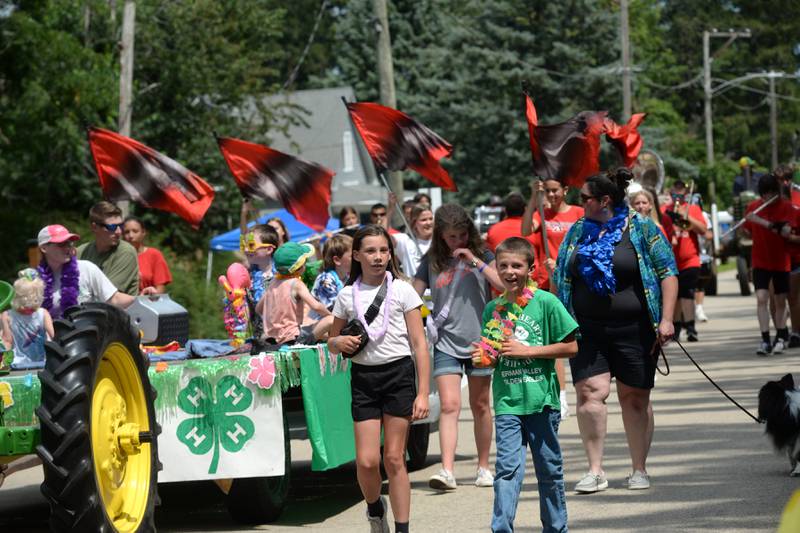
[603,113,646,168]
[524,94,605,188]
[216,136,333,232]
[345,101,456,191]
[87,127,214,228]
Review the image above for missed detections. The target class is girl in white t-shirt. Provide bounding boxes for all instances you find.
[328,225,430,533]
[393,204,434,277]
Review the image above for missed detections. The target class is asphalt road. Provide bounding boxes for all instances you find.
[2,270,798,532]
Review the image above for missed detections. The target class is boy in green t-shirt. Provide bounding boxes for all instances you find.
[472,237,578,533]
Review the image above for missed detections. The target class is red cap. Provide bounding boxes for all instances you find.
[38,225,80,246]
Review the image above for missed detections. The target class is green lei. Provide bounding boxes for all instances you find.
[475,279,537,366]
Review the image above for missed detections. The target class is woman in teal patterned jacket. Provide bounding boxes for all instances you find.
[551,168,678,495]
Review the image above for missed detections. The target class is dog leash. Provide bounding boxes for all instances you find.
[654,340,762,424]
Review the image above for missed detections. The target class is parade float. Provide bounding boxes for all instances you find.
[0,295,437,531]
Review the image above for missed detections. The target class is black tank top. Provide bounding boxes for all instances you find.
[569,228,647,321]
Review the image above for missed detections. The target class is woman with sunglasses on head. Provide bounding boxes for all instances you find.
[552,168,678,494]
[123,216,172,294]
[37,224,141,319]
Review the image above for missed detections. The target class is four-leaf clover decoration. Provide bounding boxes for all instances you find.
[177,375,255,473]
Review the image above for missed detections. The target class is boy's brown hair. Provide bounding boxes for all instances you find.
[89,201,122,224]
[322,234,353,270]
[251,224,280,247]
[495,237,536,269]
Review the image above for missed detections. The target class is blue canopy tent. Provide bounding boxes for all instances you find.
[205,208,339,284]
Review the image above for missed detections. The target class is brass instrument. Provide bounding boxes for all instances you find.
[631,149,666,193]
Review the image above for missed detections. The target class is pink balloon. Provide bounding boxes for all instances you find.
[226,263,251,289]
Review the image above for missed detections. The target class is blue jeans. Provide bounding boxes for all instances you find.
[492,408,567,533]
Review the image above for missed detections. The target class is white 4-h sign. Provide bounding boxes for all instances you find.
[156,367,285,483]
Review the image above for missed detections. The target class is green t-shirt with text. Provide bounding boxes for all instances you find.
[483,289,578,416]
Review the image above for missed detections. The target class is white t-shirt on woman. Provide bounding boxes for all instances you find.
[393,233,431,278]
[332,277,423,366]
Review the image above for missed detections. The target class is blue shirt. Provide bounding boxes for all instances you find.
[310,270,343,320]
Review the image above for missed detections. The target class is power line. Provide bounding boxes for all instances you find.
[282,0,329,90]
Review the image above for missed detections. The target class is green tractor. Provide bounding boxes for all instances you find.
[2,285,160,531]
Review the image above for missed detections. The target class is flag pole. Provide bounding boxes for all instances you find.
[536,177,551,261]
[341,97,422,256]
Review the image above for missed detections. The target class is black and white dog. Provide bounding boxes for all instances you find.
[758,373,800,476]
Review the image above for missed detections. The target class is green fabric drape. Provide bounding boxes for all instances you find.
[298,347,356,471]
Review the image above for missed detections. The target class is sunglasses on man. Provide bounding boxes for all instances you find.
[94,222,123,232]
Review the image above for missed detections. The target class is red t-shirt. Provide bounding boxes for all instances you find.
[485,216,536,252]
[791,190,800,263]
[661,203,703,270]
[138,247,172,291]
[744,198,796,272]
[531,205,584,289]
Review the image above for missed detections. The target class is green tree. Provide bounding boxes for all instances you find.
[325,0,623,204]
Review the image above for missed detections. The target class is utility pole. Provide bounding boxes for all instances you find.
[702,28,751,166]
[372,0,404,211]
[620,0,632,120]
[768,71,779,168]
[117,0,135,217]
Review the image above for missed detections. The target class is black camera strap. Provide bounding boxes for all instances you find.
[362,279,388,325]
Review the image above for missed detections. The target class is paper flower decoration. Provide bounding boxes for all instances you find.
[247,353,277,390]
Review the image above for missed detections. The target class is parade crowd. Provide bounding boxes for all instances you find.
[2,164,800,533]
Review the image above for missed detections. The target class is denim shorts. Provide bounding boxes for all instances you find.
[433,349,493,378]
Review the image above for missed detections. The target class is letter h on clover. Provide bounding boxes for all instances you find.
[177,375,255,473]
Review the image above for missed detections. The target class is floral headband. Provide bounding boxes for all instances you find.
[18,268,40,282]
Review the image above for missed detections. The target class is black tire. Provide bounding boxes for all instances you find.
[705,274,718,296]
[736,256,752,296]
[226,408,291,524]
[36,303,160,533]
[406,423,430,471]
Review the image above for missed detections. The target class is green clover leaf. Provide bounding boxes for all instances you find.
[176,375,256,473]
[218,415,255,454]
[215,375,253,413]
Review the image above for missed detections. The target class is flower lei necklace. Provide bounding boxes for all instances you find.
[352,271,393,340]
[474,278,537,367]
[576,205,629,295]
[38,255,80,319]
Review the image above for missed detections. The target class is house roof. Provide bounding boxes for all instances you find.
[243,87,388,210]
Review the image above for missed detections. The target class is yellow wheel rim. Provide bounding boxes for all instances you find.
[91,342,151,532]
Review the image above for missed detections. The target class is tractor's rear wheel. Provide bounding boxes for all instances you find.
[36,303,160,532]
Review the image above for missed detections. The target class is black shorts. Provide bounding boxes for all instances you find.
[677,267,700,299]
[753,268,790,294]
[571,317,657,390]
[697,262,712,290]
[351,357,416,421]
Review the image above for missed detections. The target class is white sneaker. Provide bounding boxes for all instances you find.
[475,467,494,487]
[773,338,786,354]
[560,390,570,420]
[757,341,772,356]
[429,468,457,491]
[574,471,608,493]
[695,305,709,322]
[366,496,390,533]
[626,470,651,490]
